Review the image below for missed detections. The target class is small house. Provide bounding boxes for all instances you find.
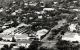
[43,8,55,11]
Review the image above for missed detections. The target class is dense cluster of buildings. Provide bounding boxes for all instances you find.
[0,0,80,50]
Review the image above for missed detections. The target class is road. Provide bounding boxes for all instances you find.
[42,19,67,42]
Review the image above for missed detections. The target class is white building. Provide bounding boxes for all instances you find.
[16,23,31,28]
[36,29,48,40]
[29,3,37,6]
[72,9,80,12]
[0,45,4,49]
[2,25,9,29]
[12,46,19,50]
[43,8,55,11]
[5,21,13,25]
[0,41,15,46]
[24,3,28,6]
[11,12,16,15]
[15,8,23,13]
[62,32,80,42]
[73,1,77,3]
[38,16,43,19]
[2,27,16,34]
[54,2,58,4]
[18,43,26,47]
[2,35,13,41]
[0,8,4,12]
[25,43,30,48]
[68,24,77,32]
[14,34,30,41]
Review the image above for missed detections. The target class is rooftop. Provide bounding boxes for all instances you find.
[62,32,80,42]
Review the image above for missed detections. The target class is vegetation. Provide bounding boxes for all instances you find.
[56,40,80,50]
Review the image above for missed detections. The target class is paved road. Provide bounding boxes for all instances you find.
[42,19,67,42]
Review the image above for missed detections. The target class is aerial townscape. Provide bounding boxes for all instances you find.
[0,0,80,50]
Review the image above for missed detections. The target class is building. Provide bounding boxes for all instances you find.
[0,45,4,50]
[62,32,80,42]
[12,46,19,50]
[72,9,80,12]
[36,29,48,40]
[43,8,55,11]
[16,23,31,28]
[2,35,13,41]
[0,34,7,38]
[0,41,15,46]
[29,3,37,6]
[0,8,4,12]
[2,23,31,35]
[68,23,77,32]
[2,27,16,35]
[14,34,30,41]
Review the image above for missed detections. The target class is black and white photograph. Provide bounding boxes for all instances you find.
[0,0,80,50]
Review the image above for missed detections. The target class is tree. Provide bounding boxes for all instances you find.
[56,40,79,50]
[1,48,6,50]
[19,46,25,50]
[28,41,42,50]
[9,44,16,49]
[3,44,9,50]
[12,37,16,42]
[0,38,2,41]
